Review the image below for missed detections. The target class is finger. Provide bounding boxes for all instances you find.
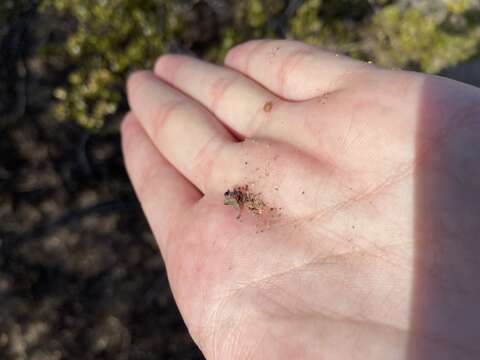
[121,113,201,250]
[154,54,282,138]
[127,71,236,193]
[224,39,372,101]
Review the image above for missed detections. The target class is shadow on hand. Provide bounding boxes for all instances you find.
[410,76,480,359]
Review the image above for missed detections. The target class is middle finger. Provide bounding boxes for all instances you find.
[154,54,284,138]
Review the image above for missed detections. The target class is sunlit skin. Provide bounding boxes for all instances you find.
[122,40,480,359]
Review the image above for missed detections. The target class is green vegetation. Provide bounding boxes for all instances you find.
[40,0,480,129]
[40,0,184,128]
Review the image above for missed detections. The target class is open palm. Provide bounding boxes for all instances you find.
[122,40,480,359]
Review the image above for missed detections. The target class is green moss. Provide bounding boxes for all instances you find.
[288,0,358,52]
[365,5,480,72]
[40,0,480,129]
[41,0,184,129]
[289,0,324,45]
[445,0,474,15]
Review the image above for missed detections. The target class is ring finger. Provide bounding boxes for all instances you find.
[127,70,236,193]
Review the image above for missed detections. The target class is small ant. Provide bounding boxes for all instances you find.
[224,185,264,219]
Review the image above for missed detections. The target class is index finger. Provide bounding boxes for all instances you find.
[224,39,372,101]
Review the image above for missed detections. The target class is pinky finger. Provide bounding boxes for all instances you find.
[121,112,201,252]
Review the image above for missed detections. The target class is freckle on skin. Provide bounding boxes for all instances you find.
[263,101,273,112]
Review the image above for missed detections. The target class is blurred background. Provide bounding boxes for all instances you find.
[1,0,479,359]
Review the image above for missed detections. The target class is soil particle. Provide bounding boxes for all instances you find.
[224,185,284,239]
[319,93,329,105]
[263,101,273,112]
[224,185,266,219]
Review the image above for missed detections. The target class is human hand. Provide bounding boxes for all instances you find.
[122,40,480,359]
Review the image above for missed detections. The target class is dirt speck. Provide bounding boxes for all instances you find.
[267,47,281,61]
[263,101,273,112]
[319,93,329,105]
[224,185,266,219]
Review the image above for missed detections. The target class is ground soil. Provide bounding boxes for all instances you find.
[1,3,203,359]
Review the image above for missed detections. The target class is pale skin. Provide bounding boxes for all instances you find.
[122,40,480,359]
